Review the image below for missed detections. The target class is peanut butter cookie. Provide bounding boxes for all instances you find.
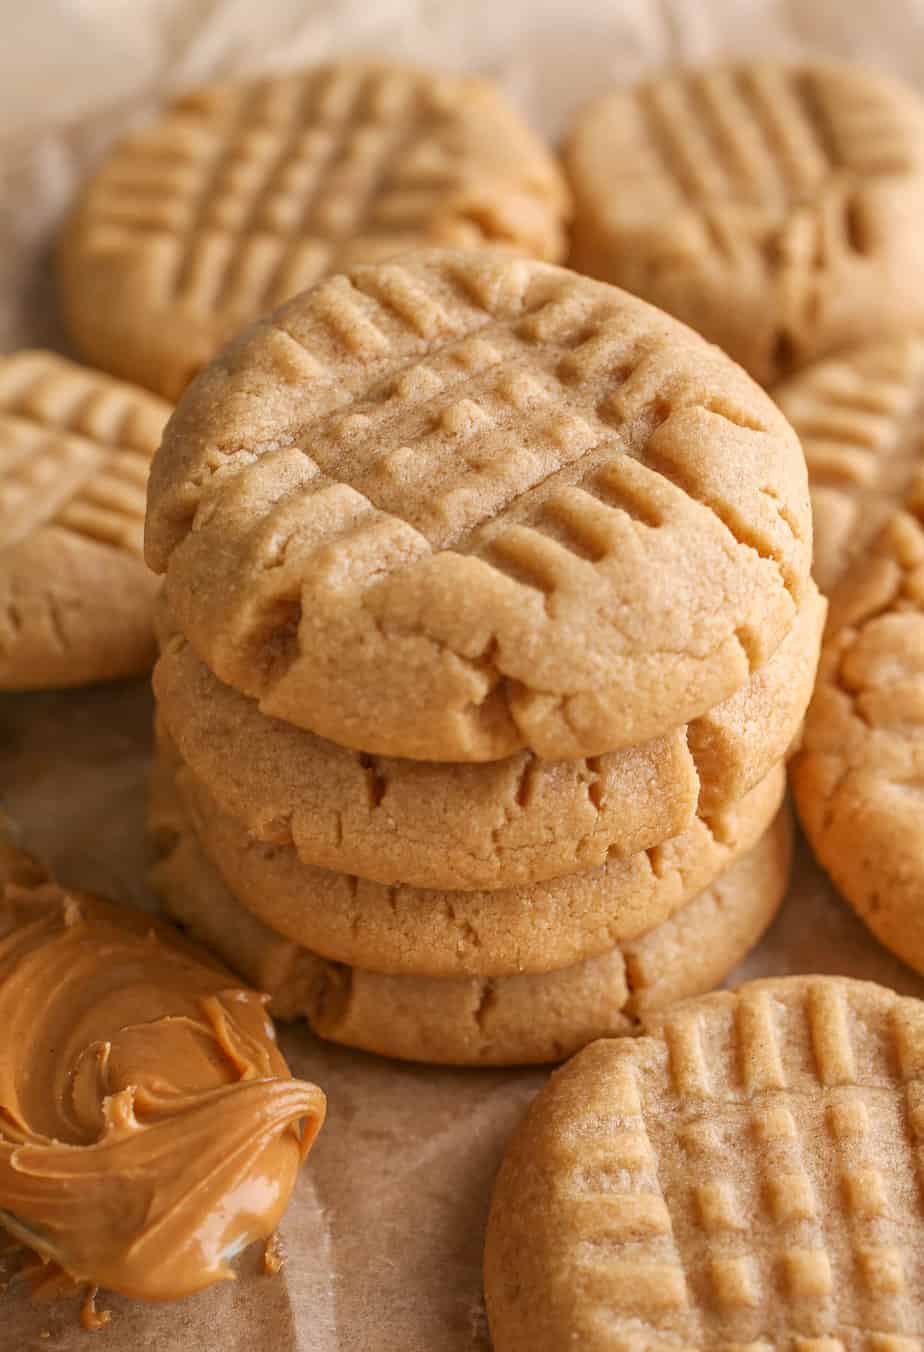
[792,488,924,973]
[0,351,169,688]
[775,335,924,592]
[486,976,924,1349]
[566,63,924,384]
[153,587,821,888]
[147,249,810,761]
[151,781,790,1067]
[158,729,786,978]
[59,63,569,400]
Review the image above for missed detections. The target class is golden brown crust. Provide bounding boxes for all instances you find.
[157,727,786,977]
[485,975,924,1349]
[774,334,924,593]
[566,62,924,384]
[152,586,820,889]
[147,249,810,761]
[792,490,924,973]
[150,783,790,1066]
[0,351,169,688]
[58,63,570,401]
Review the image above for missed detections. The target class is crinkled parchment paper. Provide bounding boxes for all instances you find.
[3,3,924,1347]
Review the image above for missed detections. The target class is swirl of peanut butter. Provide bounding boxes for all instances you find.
[0,870,325,1303]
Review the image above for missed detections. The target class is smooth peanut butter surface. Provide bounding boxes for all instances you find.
[0,875,326,1303]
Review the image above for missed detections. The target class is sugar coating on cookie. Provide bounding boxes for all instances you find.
[775,335,924,593]
[0,351,170,689]
[147,249,810,762]
[58,63,570,401]
[485,975,924,1349]
[153,587,821,889]
[158,725,786,977]
[150,780,791,1066]
[566,63,924,384]
[792,494,924,972]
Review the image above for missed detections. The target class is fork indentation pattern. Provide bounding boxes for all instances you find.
[558,984,924,1349]
[0,354,163,553]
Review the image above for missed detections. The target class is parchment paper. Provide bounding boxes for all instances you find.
[4,3,924,1347]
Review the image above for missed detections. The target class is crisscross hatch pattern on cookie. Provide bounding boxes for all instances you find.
[0,350,170,688]
[0,350,168,555]
[59,64,569,399]
[774,337,924,593]
[150,251,811,762]
[484,977,924,1351]
[792,489,924,975]
[566,63,924,384]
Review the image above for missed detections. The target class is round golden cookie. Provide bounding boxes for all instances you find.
[157,729,786,978]
[0,350,170,689]
[565,62,924,385]
[774,335,924,593]
[150,785,791,1067]
[485,975,924,1351]
[58,63,570,401]
[147,249,811,762]
[153,586,822,889]
[792,492,924,975]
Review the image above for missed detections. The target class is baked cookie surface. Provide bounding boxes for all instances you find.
[792,492,924,973]
[58,63,569,400]
[566,63,924,384]
[151,783,790,1067]
[160,728,786,977]
[0,351,169,689]
[485,975,924,1349]
[148,249,810,761]
[775,335,924,592]
[153,587,821,888]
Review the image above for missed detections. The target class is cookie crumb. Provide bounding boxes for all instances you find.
[263,1232,285,1276]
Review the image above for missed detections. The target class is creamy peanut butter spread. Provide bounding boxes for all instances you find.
[0,867,326,1304]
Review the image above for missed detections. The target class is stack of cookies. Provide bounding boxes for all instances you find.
[146,247,823,1065]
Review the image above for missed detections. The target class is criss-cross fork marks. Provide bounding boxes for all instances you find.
[780,340,924,498]
[636,66,916,217]
[640,68,834,210]
[198,263,794,651]
[560,983,924,1349]
[78,66,538,323]
[291,322,629,553]
[594,65,924,352]
[0,354,166,554]
[168,69,435,313]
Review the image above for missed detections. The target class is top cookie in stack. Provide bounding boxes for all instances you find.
[147,248,811,762]
[146,244,820,1065]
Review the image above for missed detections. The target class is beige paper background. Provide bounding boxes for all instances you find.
[3,2,924,1346]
